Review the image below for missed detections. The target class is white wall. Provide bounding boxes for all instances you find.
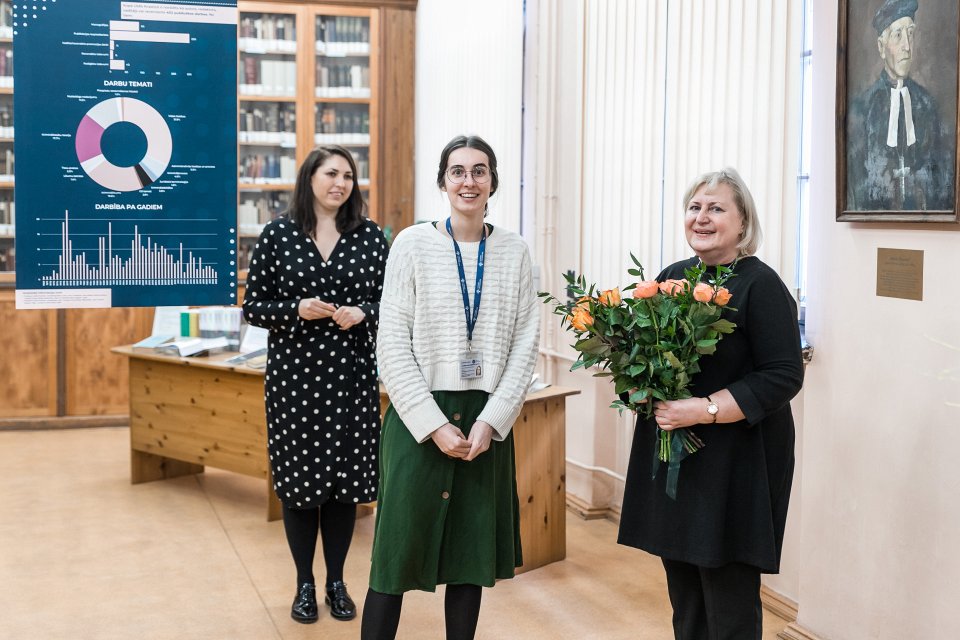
[414,0,524,232]
[794,1,960,637]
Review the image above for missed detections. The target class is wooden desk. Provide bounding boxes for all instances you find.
[113,346,578,573]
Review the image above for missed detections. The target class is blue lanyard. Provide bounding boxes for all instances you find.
[446,217,486,345]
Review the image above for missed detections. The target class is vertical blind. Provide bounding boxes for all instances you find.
[578,0,801,295]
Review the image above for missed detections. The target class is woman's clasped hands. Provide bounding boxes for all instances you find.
[431,421,493,461]
[298,297,365,329]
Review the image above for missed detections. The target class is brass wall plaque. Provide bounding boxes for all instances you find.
[876,248,924,301]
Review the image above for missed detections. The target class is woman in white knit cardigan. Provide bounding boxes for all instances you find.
[361,135,540,640]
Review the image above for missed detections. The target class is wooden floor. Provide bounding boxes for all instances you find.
[0,427,789,639]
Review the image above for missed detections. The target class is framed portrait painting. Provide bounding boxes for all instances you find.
[837,0,960,222]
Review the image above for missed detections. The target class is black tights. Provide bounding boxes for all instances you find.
[281,500,357,587]
[360,584,482,640]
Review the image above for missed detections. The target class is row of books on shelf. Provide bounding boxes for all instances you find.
[239,130,297,147]
[238,38,298,56]
[240,102,296,135]
[0,102,12,131]
[316,86,370,99]
[317,16,369,46]
[0,246,14,271]
[317,107,369,135]
[0,148,12,175]
[239,14,297,45]
[0,49,12,80]
[239,154,297,183]
[316,41,370,57]
[239,193,287,234]
[240,58,297,97]
[314,132,370,146]
[0,198,12,226]
[316,63,370,97]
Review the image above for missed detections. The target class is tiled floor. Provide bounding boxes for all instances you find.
[0,427,789,639]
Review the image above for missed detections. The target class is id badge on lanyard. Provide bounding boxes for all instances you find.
[447,217,486,380]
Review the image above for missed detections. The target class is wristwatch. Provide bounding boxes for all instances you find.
[705,396,719,423]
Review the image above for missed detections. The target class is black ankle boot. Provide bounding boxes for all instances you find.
[291,582,319,623]
[325,580,356,620]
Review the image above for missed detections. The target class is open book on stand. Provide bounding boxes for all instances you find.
[155,336,230,357]
[132,335,177,350]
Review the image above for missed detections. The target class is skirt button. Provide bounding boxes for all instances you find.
[441,491,450,500]
[452,413,462,421]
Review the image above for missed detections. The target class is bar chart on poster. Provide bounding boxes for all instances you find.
[13,0,238,308]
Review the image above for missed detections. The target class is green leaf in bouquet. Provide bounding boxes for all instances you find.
[592,371,613,378]
[627,268,643,277]
[614,375,635,395]
[608,307,624,326]
[576,335,607,355]
[649,388,668,401]
[570,358,591,372]
[696,338,718,348]
[628,363,647,377]
[629,388,649,403]
[664,351,683,369]
[709,318,737,334]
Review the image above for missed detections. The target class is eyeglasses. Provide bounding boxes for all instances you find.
[446,166,491,184]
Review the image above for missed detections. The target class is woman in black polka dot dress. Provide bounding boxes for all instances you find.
[242,145,388,625]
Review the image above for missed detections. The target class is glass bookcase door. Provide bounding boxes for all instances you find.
[312,9,377,213]
[237,7,301,256]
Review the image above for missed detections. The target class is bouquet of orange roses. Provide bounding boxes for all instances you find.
[540,255,737,496]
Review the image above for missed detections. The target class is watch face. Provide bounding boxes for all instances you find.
[707,403,719,415]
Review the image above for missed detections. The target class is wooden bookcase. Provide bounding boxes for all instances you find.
[0,0,416,425]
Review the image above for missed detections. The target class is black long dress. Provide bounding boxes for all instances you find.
[617,256,803,572]
[242,216,388,508]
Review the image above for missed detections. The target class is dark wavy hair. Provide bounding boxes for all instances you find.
[436,135,499,208]
[288,145,366,237]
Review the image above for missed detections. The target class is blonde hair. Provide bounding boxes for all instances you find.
[681,167,762,257]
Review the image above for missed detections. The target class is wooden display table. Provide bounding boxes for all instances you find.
[113,346,578,573]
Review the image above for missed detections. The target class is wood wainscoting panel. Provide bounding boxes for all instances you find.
[0,291,57,417]
[377,6,416,235]
[65,307,154,415]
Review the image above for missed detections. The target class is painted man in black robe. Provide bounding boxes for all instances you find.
[847,0,954,211]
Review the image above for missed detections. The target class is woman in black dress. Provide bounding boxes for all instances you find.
[242,145,388,624]
[618,168,803,639]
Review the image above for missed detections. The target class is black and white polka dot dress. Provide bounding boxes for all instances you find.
[242,217,388,508]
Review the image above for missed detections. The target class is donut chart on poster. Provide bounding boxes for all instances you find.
[75,98,173,192]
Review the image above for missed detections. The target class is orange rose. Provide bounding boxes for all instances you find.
[569,307,594,332]
[598,288,621,306]
[693,282,714,303]
[713,287,732,306]
[576,296,592,309]
[632,280,659,299]
[659,279,685,295]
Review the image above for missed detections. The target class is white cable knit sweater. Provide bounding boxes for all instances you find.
[376,222,540,443]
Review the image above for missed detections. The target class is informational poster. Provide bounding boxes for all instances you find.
[13,0,238,308]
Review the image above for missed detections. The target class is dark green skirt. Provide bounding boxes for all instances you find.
[369,390,522,594]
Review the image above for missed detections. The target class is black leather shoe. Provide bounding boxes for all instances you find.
[291,582,318,624]
[325,580,356,620]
